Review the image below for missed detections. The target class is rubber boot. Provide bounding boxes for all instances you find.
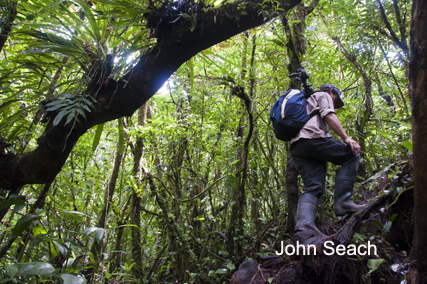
[294,193,327,246]
[334,168,364,217]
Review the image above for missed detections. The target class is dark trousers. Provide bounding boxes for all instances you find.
[290,137,360,198]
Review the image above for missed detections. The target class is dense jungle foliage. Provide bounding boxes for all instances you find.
[0,0,417,283]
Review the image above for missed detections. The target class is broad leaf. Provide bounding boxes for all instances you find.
[92,123,104,151]
[82,227,105,243]
[0,194,26,210]
[16,262,55,276]
[11,214,40,238]
[5,264,18,277]
[61,273,87,284]
[367,258,384,274]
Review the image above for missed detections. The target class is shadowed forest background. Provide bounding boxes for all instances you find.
[0,0,425,283]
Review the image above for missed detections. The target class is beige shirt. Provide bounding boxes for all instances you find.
[290,91,336,144]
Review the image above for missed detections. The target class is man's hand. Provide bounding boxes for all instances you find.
[324,113,362,155]
[343,137,361,155]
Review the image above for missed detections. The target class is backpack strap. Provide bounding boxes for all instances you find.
[280,89,300,118]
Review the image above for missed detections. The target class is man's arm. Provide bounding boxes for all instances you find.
[324,113,361,155]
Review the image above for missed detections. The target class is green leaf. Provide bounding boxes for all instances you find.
[81,104,92,113]
[82,227,105,243]
[61,273,87,284]
[0,226,13,234]
[268,38,285,47]
[45,97,70,107]
[0,194,26,210]
[92,123,105,151]
[400,140,413,152]
[215,268,227,274]
[82,227,97,236]
[53,109,69,125]
[371,220,383,231]
[200,53,236,81]
[88,252,95,263]
[12,214,40,238]
[33,225,48,236]
[60,211,89,217]
[383,221,392,232]
[224,175,238,190]
[95,228,105,243]
[65,111,76,125]
[46,103,67,112]
[26,14,36,21]
[75,108,86,121]
[251,160,256,168]
[5,264,18,277]
[125,262,135,272]
[0,100,20,112]
[389,213,398,222]
[52,240,69,255]
[16,262,55,276]
[71,0,101,41]
[117,224,139,228]
[389,119,411,128]
[226,263,235,270]
[377,130,406,151]
[367,258,384,274]
[26,235,47,256]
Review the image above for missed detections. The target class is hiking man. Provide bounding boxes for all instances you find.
[290,84,364,245]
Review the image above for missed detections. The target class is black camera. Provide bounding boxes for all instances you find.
[288,68,314,98]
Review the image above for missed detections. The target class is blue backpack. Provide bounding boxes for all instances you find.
[270,89,320,141]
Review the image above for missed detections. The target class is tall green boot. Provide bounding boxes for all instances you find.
[294,193,327,245]
[334,168,364,217]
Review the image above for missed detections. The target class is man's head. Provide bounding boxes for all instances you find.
[320,84,344,109]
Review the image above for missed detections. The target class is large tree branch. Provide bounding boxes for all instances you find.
[0,0,301,189]
[305,0,320,15]
[392,0,407,47]
[375,0,409,56]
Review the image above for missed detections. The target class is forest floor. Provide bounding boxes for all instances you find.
[231,159,413,284]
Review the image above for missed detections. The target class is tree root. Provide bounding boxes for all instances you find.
[232,159,413,284]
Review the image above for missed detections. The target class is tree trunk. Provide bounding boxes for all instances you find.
[85,147,124,282]
[227,34,256,257]
[0,0,17,53]
[109,196,131,275]
[283,0,320,233]
[130,103,149,280]
[409,0,427,282]
[249,33,261,236]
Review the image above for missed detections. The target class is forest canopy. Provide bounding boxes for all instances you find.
[0,0,417,283]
